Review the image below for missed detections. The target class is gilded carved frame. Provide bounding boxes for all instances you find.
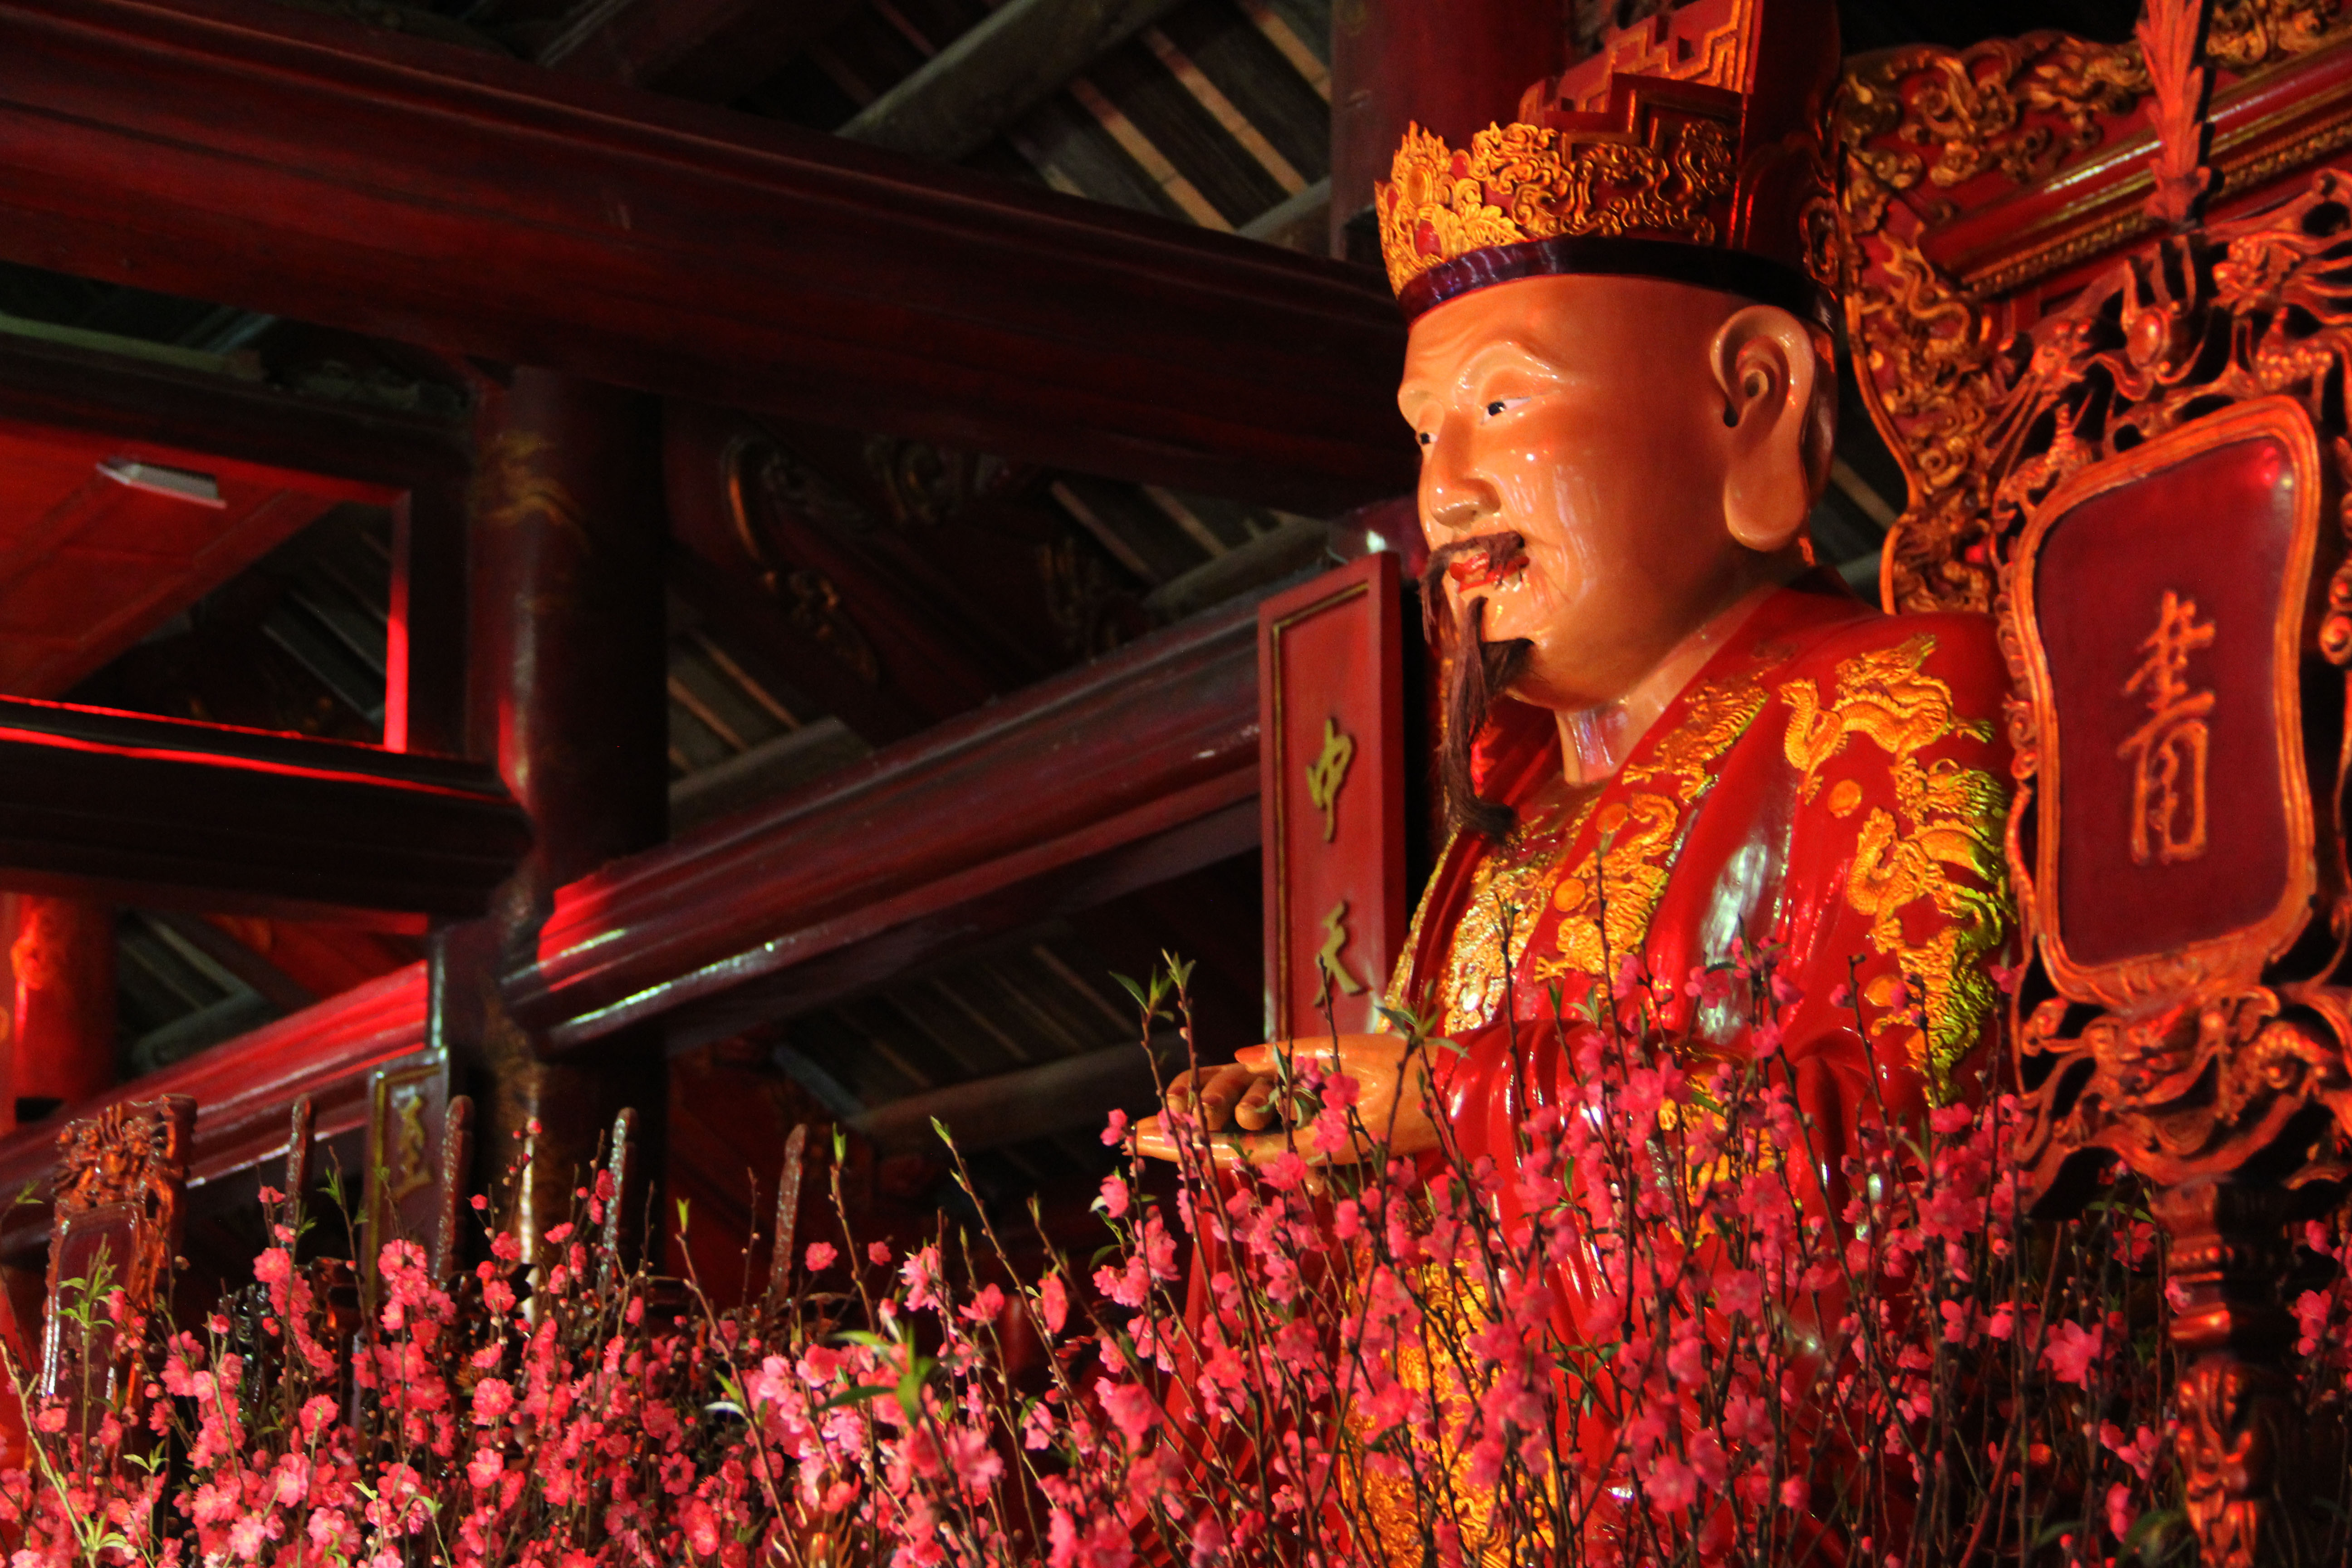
[2010,396,2323,1018]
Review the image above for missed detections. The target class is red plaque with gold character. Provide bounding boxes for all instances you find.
[1258,553,1407,1040]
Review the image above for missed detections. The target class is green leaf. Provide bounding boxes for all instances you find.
[894,1355,935,1421]
[815,1383,897,1413]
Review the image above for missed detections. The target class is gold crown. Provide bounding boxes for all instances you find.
[1376,113,1737,295]
[1372,0,1835,319]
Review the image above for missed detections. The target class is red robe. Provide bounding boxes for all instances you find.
[1397,575,2012,1181]
[1367,576,2013,1557]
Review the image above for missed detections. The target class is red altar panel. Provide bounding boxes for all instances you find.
[1259,554,1407,1040]
[2014,397,2324,1011]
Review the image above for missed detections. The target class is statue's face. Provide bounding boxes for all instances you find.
[1397,273,1763,714]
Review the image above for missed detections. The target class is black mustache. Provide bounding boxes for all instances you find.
[1418,532,1529,643]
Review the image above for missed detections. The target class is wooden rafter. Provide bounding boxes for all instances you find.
[0,0,1410,511]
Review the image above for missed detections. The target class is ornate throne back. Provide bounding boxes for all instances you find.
[42,1096,193,1420]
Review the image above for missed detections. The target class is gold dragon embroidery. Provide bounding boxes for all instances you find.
[1537,672,1773,988]
[1779,634,2008,1091]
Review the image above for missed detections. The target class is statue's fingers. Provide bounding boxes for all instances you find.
[1162,1067,1211,1111]
[1130,1114,1176,1161]
[1194,1063,1256,1131]
[1232,1073,1282,1131]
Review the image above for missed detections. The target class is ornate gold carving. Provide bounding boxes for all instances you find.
[1376,117,1735,294]
[1833,34,2149,613]
[1834,18,2352,612]
[2210,0,2352,70]
[1305,717,1356,843]
[2119,590,2217,865]
[46,1098,192,1413]
[1779,636,2007,1086]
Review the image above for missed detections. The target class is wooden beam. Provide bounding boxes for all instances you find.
[538,0,862,104]
[0,332,466,493]
[0,700,529,917]
[0,963,428,1256]
[838,0,1185,164]
[501,594,1262,1050]
[0,0,1411,512]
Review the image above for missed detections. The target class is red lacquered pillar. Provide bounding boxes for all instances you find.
[434,368,669,1264]
[5,895,116,1127]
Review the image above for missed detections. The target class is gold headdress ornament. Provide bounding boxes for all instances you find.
[1375,0,1839,324]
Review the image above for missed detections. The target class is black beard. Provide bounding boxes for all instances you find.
[1422,537,1534,841]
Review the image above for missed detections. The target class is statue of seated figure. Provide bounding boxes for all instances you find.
[1136,0,2014,1547]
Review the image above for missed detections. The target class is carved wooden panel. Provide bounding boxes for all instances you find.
[1259,553,1408,1039]
[41,1096,192,1418]
[362,1050,459,1290]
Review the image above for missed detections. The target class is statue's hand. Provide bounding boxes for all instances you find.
[1131,1034,1439,1166]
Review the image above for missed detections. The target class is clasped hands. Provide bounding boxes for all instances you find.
[1131,1033,1442,1167]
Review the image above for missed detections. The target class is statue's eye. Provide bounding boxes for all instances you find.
[1484,397,1527,419]
[1417,430,1436,448]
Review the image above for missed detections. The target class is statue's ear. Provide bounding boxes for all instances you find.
[1710,304,1830,553]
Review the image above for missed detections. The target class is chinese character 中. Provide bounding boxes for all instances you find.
[2117,589,2216,867]
[1304,717,1356,843]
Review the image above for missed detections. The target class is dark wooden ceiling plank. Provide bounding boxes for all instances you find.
[539,0,867,103]
[838,0,1188,162]
[0,0,1410,511]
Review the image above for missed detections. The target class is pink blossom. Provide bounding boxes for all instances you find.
[2042,1319,2105,1388]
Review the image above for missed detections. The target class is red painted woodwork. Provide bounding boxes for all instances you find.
[202,916,415,1002]
[1259,554,1408,1039]
[0,599,1271,1238]
[0,964,428,1258]
[0,333,472,754]
[0,416,345,701]
[0,0,1413,511]
[1329,0,1564,254]
[664,403,1013,725]
[501,595,1263,1050]
[4,897,115,1121]
[0,698,527,916]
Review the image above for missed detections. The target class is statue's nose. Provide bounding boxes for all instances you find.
[1421,427,1499,535]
